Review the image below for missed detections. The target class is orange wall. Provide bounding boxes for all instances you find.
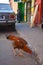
[34,0,42,25]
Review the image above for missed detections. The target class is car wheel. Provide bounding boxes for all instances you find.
[41,23,43,29]
[11,23,16,31]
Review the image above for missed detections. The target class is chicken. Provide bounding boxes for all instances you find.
[6,35,42,65]
[7,35,32,55]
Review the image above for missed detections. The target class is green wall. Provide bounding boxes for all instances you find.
[18,2,25,21]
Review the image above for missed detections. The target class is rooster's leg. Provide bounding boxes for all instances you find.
[18,49,24,56]
[12,43,18,56]
[13,48,24,56]
[12,48,18,56]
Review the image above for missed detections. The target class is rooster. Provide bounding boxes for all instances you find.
[6,35,42,65]
[7,35,32,55]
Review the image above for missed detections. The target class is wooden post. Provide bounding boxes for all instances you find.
[30,0,42,28]
[30,5,38,27]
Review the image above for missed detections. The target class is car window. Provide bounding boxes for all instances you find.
[0,3,12,10]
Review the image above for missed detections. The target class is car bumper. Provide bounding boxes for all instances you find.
[0,20,16,26]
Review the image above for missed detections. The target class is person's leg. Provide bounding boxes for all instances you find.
[18,18,20,23]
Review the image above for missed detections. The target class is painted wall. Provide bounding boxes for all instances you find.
[35,0,42,24]
[24,3,26,22]
[31,0,35,23]
[9,0,18,14]
[9,0,26,22]
[12,2,18,14]
[18,2,25,21]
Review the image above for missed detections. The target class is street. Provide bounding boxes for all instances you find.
[0,23,43,65]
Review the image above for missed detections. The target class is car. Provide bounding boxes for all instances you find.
[0,3,16,31]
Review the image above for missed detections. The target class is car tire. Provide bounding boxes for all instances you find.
[11,23,16,31]
[41,23,43,29]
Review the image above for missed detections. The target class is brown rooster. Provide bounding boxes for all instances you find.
[6,35,42,65]
[6,35,33,55]
[6,35,37,56]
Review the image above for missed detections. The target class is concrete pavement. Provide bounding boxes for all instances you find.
[0,23,43,65]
